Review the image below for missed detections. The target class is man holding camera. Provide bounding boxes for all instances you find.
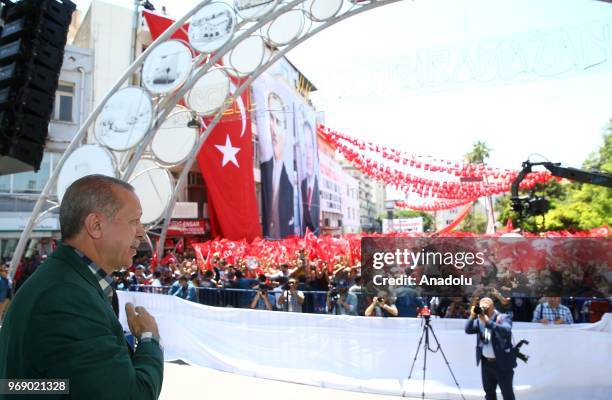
[327,280,358,315]
[278,278,305,312]
[250,284,275,311]
[465,297,516,400]
[365,291,398,317]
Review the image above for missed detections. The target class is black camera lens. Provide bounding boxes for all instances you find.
[474,305,483,315]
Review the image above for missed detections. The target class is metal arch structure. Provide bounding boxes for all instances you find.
[9,0,404,278]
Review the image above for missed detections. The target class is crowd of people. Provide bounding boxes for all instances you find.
[98,248,605,322]
[3,245,608,322]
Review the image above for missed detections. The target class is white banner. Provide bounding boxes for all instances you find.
[118,292,612,400]
[383,217,424,233]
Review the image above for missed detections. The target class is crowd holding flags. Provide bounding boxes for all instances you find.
[188,226,610,277]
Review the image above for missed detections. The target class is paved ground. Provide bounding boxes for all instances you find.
[161,361,430,400]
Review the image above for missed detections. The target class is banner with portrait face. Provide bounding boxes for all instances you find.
[252,73,297,239]
[294,97,320,236]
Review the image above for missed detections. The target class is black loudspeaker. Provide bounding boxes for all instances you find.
[0,0,76,175]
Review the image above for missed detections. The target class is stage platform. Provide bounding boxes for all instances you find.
[161,361,427,400]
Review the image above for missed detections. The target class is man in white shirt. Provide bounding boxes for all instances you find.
[365,291,398,317]
[278,278,304,312]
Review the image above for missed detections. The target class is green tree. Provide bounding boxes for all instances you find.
[465,140,492,164]
[544,131,611,231]
[464,141,493,232]
[460,207,487,233]
[583,125,612,172]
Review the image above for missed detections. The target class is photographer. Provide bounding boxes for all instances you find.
[465,297,516,400]
[365,291,398,317]
[326,280,358,316]
[250,284,275,311]
[278,278,304,312]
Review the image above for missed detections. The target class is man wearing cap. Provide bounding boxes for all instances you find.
[0,175,164,399]
[327,280,358,316]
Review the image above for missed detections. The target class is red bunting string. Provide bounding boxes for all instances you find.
[321,126,535,179]
[318,125,553,209]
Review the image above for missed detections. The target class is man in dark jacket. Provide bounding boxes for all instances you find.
[299,120,319,235]
[394,284,424,318]
[0,175,164,399]
[260,91,295,239]
[465,297,516,400]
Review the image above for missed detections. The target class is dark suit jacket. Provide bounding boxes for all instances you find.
[465,311,517,371]
[0,244,164,399]
[300,177,319,235]
[394,286,424,318]
[260,158,295,238]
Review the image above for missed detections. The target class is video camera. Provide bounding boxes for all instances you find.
[329,281,341,302]
[473,305,485,316]
[329,288,339,302]
[418,306,432,321]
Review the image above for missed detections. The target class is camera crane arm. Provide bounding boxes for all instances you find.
[511,161,612,198]
[511,161,612,216]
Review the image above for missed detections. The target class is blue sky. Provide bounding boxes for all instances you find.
[73,0,612,170]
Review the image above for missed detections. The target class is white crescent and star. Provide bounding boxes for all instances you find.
[229,82,247,138]
[215,134,240,167]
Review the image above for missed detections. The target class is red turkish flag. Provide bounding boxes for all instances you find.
[197,87,262,241]
[150,242,158,271]
[142,10,189,42]
[174,237,184,254]
[143,12,261,241]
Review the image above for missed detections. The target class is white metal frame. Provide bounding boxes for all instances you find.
[9,0,403,278]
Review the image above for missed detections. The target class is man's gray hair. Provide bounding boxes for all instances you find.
[60,174,135,240]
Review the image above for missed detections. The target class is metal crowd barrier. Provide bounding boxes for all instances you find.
[126,285,609,321]
[128,285,334,313]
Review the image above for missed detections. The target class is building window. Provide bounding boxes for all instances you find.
[188,171,205,186]
[0,175,10,193]
[54,82,75,122]
[12,153,52,193]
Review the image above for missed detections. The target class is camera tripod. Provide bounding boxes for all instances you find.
[405,316,466,400]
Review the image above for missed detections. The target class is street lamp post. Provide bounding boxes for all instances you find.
[130,0,155,84]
